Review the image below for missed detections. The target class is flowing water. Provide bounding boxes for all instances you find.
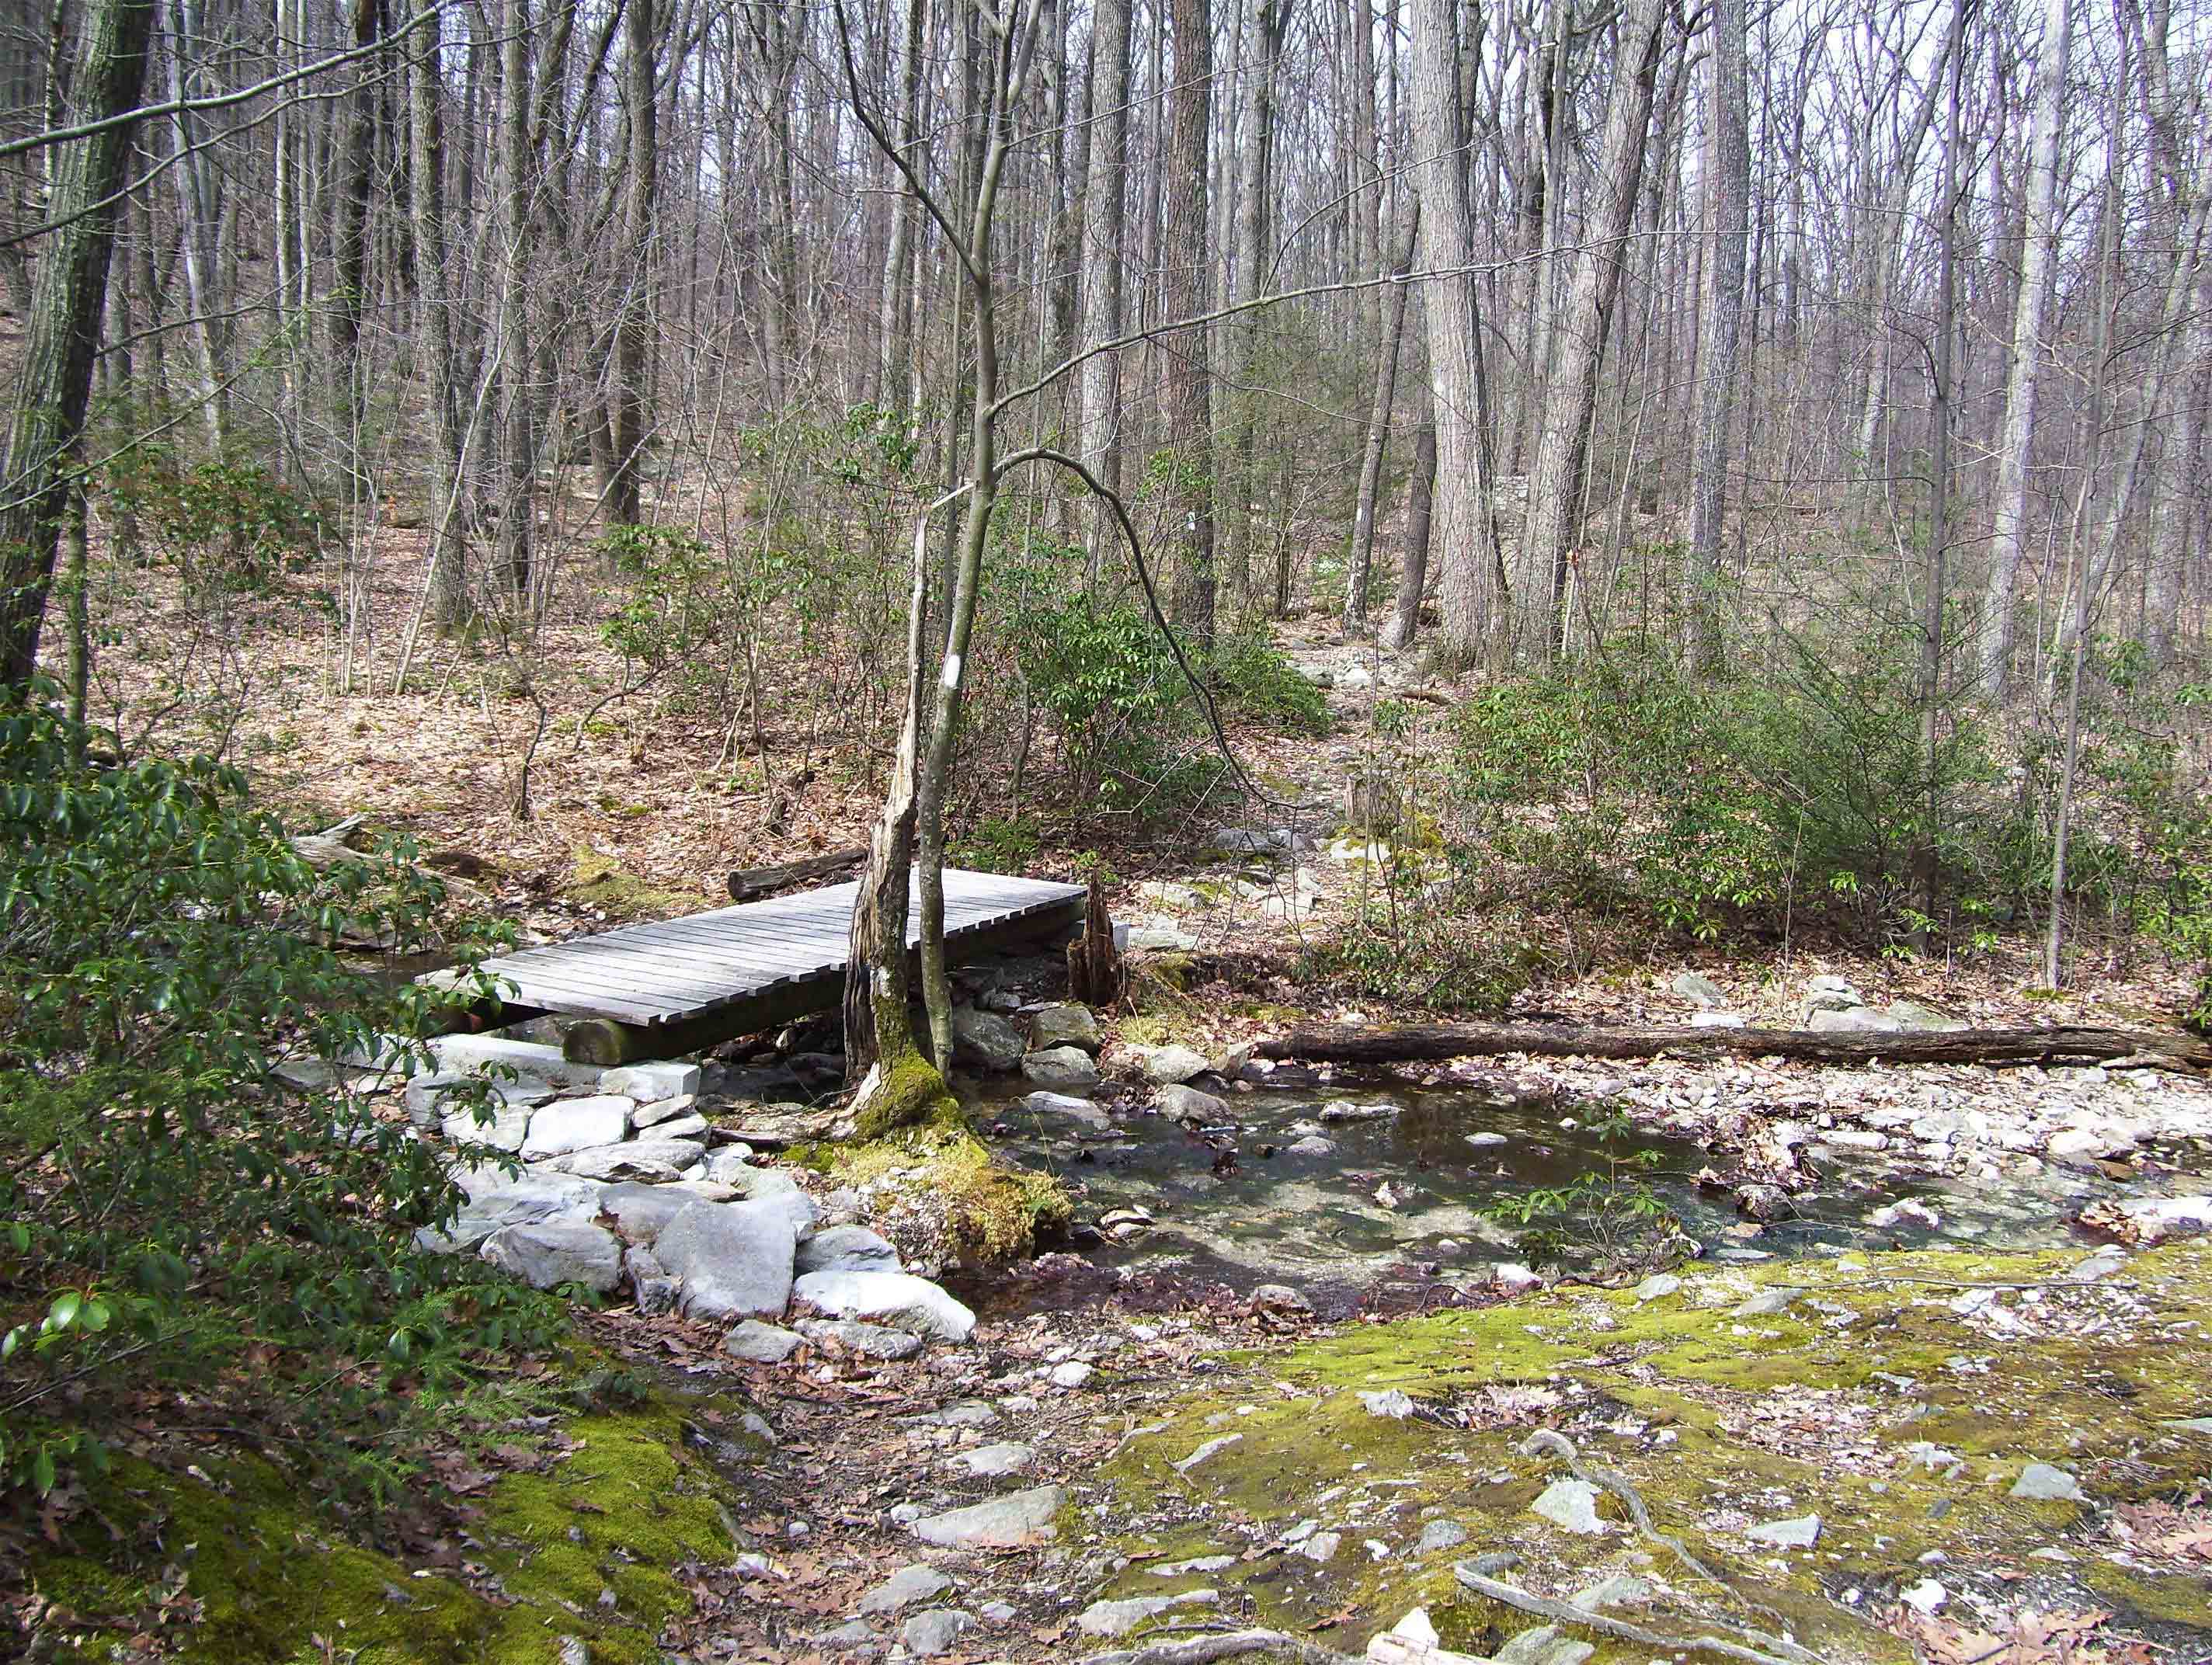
[968,1080,2120,1312]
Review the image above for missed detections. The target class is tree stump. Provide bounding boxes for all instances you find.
[1066,874,1122,1006]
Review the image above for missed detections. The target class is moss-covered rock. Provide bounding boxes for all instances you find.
[565,847,709,922]
[1079,1242,2212,1662]
[810,1113,1071,1267]
[20,1397,750,1663]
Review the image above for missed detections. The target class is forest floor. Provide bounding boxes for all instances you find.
[22,603,2212,1664]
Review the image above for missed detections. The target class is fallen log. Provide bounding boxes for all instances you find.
[725,846,868,902]
[1252,1020,2210,1072]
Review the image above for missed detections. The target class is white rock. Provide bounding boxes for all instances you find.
[950,1441,1036,1478]
[900,1608,975,1657]
[479,1221,623,1293]
[857,1563,955,1616]
[1464,1131,1508,1149]
[520,1095,633,1160]
[1492,1263,1542,1292]
[1136,1044,1210,1085]
[1530,1479,1607,1535]
[1077,1590,1217,1637]
[655,1197,798,1321]
[1297,1531,1343,1562]
[546,1137,704,1180]
[1900,1579,1947,1615]
[909,1485,1066,1549]
[2010,1462,2083,1501]
[601,1062,701,1100]
[795,1224,900,1275]
[1359,1389,1417,1420]
[1746,1514,1821,1549]
[441,1101,534,1152]
[631,1093,701,1128]
[722,1319,804,1362]
[791,1269,976,1342]
[1174,1434,1243,1472]
[1049,1360,1096,1389]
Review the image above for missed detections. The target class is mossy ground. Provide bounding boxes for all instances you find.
[20,1396,753,1663]
[1078,1242,2212,1661]
[564,847,711,922]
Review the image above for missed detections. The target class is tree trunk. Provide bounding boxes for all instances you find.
[1345,191,1419,636]
[1161,0,1215,651]
[0,0,158,692]
[492,0,537,604]
[1407,0,1504,668]
[1383,404,1437,650]
[1686,0,1748,674]
[1520,0,1666,663]
[1226,0,1285,609]
[406,1,472,629]
[331,0,384,495]
[1977,0,2070,700]
[602,0,658,527]
[1078,0,1132,577]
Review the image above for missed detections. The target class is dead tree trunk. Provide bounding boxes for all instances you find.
[1253,1021,2210,1072]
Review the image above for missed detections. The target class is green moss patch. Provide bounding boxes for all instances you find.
[565,847,710,922]
[1080,1242,2212,1661]
[20,1400,740,1663]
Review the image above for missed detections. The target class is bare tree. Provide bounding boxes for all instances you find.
[1688,0,1748,673]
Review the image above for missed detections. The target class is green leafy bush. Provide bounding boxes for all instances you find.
[0,693,552,1505]
[1214,627,1331,736]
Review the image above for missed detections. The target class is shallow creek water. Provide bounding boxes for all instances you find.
[969,1081,2120,1309]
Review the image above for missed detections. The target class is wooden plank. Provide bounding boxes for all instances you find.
[441,868,1087,1035]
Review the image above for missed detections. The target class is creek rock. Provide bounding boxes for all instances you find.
[1530,1479,1607,1535]
[899,1609,975,1658]
[1135,1044,1209,1085]
[1746,1514,1821,1548]
[857,1563,955,1616]
[2107,1196,2212,1242]
[520,1095,633,1160]
[909,1484,1066,1549]
[598,1180,695,1244]
[624,1245,678,1315]
[1019,1091,1115,1130]
[722,1319,804,1363]
[1671,972,1727,1007]
[643,1111,709,1141]
[1156,1082,1227,1119]
[791,1269,976,1342]
[1359,1389,1417,1419]
[600,1062,701,1100]
[1801,975,1862,1018]
[1022,1047,1101,1093]
[1287,1135,1337,1156]
[951,1008,1027,1072]
[655,1197,798,1321]
[1417,1519,1468,1554]
[1808,1006,1904,1035]
[948,1441,1036,1478]
[796,1318,925,1360]
[421,1172,607,1253]
[631,1093,701,1128]
[2011,1462,2084,1501]
[1076,1589,1217,1637]
[795,1224,900,1276]
[548,1137,704,1180]
[440,1101,534,1153]
[1209,826,1313,857]
[1888,999,1967,1033]
[1049,1361,1095,1388]
[479,1220,624,1294]
[1029,1003,1101,1054]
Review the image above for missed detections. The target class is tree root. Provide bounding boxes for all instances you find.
[1078,1627,1363,1665]
[1454,1568,1829,1665]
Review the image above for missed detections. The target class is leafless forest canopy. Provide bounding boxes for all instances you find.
[0,0,2206,769]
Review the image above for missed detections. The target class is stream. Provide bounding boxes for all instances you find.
[963,1079,2134,1314]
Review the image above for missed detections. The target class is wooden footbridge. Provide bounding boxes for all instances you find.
[430,868,1089,1065]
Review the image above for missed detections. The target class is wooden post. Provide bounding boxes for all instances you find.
[1066,874,1122,1006]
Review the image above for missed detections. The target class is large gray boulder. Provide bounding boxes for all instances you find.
[1021,1046,1100,1093]
[601,1062,702,1100]
[1135,1044,1209,1085]
[795,1225,899,1276]
[479,1221,624,1294]
[791,1269,976,1341]
[951,1008,1026,1072]
[598,1180,697,1244]
[655,1197,798,1321]
[1156,1082,1226,1120]
[419,1171,606,1253]
[520,1095,632,1159]
[1028,1003,1101,1055]
[1018,1091,1113,1131]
